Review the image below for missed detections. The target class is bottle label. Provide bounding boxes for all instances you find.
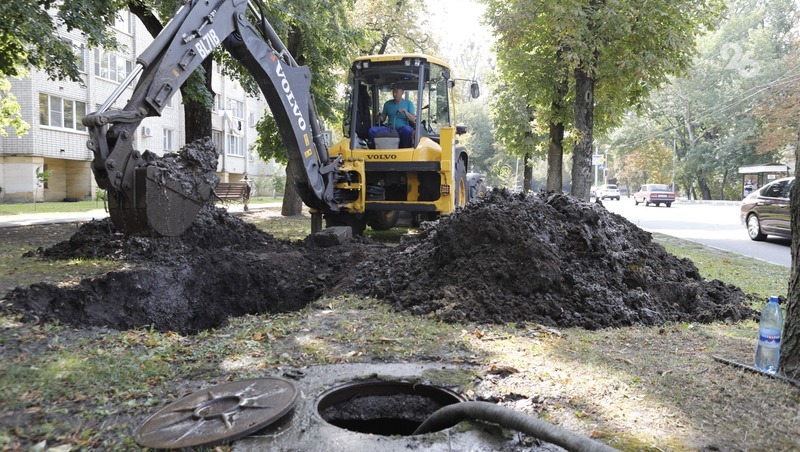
[758,328,781,349]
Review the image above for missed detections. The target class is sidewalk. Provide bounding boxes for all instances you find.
[0,203,281,228]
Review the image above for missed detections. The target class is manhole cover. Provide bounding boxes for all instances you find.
[136,377,298,449]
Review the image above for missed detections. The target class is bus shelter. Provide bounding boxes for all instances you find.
[738,163,790,198]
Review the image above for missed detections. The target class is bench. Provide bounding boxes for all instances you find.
[214,182,251,211]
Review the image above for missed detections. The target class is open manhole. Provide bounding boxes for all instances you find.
[316,379,464,436]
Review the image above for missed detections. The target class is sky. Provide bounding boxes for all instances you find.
[425,0,495,84]
[426,0,493,60]
[427,0,490,46]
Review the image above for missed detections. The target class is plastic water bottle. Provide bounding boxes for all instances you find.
[754,296,783,374]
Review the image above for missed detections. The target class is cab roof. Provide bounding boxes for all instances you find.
[353,53,450,69]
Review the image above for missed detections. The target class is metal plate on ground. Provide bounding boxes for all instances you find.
[136,377,298,449]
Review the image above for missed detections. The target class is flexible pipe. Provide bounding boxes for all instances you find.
[412,401,617,452]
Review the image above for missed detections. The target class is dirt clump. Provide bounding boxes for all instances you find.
[343,190,756,329]
[144,136,220,198]
[4,188,755,335]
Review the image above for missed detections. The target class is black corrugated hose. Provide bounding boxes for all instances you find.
[412,401,618,452]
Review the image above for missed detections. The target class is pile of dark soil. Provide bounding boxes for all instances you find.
[3,186,755,334]
[5,207,366,334]
[343,190,756,329]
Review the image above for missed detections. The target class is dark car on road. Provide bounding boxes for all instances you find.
[634,184,675,207]
[740,176,793,241]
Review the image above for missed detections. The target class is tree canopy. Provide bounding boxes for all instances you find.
[0,0,124,81]
[483,0,724,197]
[609,0,796,200]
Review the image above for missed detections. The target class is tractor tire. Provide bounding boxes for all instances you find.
[454,157,468,209]
[367,210,399,231]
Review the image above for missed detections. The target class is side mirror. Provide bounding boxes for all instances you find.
[456,125,468,135]
[470,82,480,99]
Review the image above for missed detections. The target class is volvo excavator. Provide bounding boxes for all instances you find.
[84,0,481,237]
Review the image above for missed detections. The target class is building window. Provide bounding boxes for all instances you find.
[163,128,174,151]
[212,130,224,153]
[114,11,133,34]
[39,93,87,131]
[214,94,222,112]
[94,49,133,82]
[71,40,87,73]
[227,134,244,156]
[229,99,244,119]
[249,112,256,128]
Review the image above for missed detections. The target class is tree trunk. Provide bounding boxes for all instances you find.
[783,134,800,376]
[720,168,728,200]
[547,121,564,192]
[184,57,214,142]
[281,161,303,216]
[571,67,595,201]
[697,173,712,200]
[523,153,532,192]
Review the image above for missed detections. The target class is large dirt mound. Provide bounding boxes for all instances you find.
[342,190,755,329]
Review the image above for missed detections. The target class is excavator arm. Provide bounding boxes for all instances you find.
[83,0,341,236]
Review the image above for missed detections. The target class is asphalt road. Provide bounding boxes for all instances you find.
[601,197,791,268]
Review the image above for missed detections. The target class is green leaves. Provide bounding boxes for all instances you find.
[0,0,122,81]
[0,77,29,137]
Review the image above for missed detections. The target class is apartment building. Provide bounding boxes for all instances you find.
[0,11,275,203]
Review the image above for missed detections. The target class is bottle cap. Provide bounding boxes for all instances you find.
[769,296,779,303]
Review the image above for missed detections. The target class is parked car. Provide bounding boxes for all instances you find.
[634,184,676,207]
[740,176,793,241]
[596,184,620,200]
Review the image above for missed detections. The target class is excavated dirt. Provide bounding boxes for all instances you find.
[3,170,756,334]
[5,206,362,334]
[343,191,756,329]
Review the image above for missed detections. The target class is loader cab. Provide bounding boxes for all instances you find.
[343,54,453,150]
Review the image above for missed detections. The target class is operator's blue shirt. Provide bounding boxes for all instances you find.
[382,99,415,129]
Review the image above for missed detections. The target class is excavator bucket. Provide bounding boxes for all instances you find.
[108,165,212,237]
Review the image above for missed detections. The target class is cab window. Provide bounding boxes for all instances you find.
[424,63,450,135]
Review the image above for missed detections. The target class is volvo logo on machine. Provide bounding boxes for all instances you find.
[366,154,397,160]
[275,63,308,132]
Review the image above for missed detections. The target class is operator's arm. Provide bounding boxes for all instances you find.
[398,101,416,124]
[376,102,389,124]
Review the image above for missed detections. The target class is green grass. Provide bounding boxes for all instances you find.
[0,197,284,216]
[654,232,789,300]
[0,200,108,215]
